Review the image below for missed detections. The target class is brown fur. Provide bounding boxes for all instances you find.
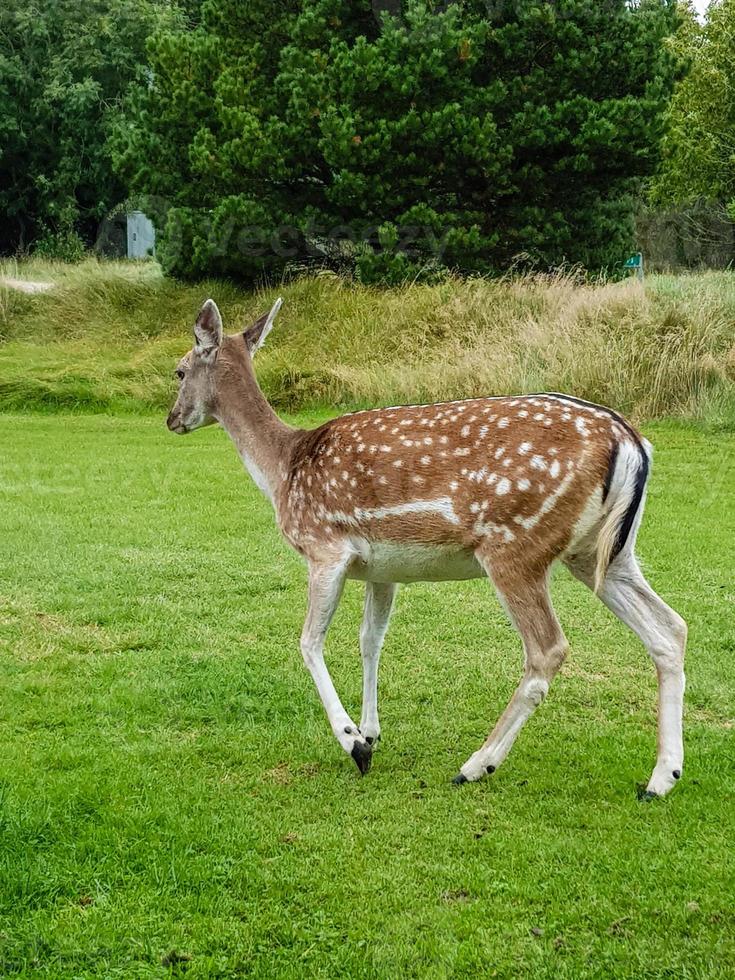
[278,394,621,575]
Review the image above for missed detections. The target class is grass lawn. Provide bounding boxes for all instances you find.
[0,412,733,978]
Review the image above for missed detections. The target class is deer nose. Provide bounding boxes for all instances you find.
[166,410,180,431]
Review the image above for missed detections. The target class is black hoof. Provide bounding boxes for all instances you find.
[486,765,496,774]
[351,741,372,776]
[452,773,468,785]
[672,769,681,780]
[636,785,659,802]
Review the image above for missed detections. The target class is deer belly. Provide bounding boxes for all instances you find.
[347,539,485,584]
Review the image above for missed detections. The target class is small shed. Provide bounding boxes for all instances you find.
[126,211,156,259]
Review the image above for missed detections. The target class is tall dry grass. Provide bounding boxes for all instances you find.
[1,258,733,423]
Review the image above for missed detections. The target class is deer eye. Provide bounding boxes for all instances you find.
[176,369,185,381]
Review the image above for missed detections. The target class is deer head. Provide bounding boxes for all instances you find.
[166,297,282,434]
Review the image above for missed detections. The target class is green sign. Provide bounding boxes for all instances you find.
[624,252,642,269]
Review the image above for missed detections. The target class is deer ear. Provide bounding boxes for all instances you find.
[194,299,223,352]
[244,297,282,355]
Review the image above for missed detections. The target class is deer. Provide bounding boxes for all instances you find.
[166,297,687,798]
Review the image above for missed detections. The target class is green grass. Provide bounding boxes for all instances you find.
[1,258,734,423]
[0,413,733,978]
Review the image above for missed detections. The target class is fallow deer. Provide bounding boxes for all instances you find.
[166,297,687,798]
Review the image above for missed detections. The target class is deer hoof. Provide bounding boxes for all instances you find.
[636,784,659,802]
[351,740,373,776]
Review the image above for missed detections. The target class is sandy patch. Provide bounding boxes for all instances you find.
[0,276,55,294]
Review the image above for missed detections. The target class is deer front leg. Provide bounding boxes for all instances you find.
[359,581,396,746]
[301,560,373,775]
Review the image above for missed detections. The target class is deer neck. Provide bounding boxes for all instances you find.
[214,351,296,504]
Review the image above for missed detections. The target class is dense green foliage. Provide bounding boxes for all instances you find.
[654,0,735,220]
[0,0,179,255]
[113,0,679,282]
[1,414,734,977]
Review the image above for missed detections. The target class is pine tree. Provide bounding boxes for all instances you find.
[113,0,678,281]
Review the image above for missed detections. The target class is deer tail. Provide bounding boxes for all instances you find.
[593,436,652,594]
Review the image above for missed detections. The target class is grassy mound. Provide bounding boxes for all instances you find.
[1,257,734,422]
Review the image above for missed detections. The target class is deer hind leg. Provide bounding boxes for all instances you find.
[454,559,568,784]
[301,559,373,775]
[359,582,396,747]
[565,552,686,798]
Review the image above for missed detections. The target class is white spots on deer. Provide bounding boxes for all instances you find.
[513,471,575,531]
[276,394,633,592]
[474,517,516,543]
[324,496,463,528]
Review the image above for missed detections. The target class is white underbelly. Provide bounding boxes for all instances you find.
[347,539,485,584]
